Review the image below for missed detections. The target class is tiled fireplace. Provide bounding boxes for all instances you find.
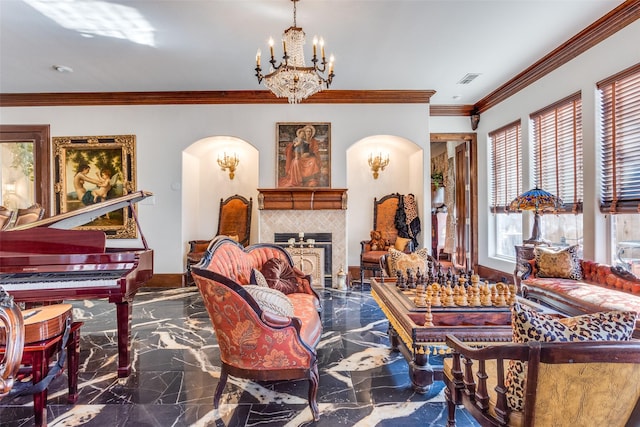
[257,189,348,288]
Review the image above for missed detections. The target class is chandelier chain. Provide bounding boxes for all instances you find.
[293,0,297,27]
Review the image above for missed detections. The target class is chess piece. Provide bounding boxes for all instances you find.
[424,301,434,327]
[397,270,406,290]
[490,282,498,305]
[406,268,416,289]
[495,282,507,306]
[458,283,469,307]
[444,280,455,307]
[481,282,492,306]
[414,283,427,307]
[431,283,442,307]
[508,283,517,305]
[470,274,481,307]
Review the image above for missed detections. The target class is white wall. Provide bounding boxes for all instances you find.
[474,19,640,273]
[6,18,633,278]
[1,103,448,274]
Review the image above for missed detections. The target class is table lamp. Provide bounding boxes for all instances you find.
[510,187,562,245]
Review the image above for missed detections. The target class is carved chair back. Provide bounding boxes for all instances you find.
[217,194,252,247]
[373,193,401,246]
[14,204,45,227]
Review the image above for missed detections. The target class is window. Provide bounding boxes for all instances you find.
[598,63,640,268]
[490,121,522,258]
[530,93,583,246]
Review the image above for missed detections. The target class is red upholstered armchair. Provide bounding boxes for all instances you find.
[190,237,322,421]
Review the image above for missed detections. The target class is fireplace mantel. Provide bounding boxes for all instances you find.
[258,189,347,210]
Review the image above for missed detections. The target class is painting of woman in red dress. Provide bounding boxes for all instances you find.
[277,123,330,188]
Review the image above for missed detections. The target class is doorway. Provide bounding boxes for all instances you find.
[430,133,477,272]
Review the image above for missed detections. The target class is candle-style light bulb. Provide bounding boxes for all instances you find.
[256,49,261,66]
[268,37,275,58]
[312,36,318,57]
[319,37,325,58]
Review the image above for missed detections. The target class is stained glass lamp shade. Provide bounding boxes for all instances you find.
[510,187,562,245]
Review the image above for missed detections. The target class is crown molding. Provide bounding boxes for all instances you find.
[0,90,435,107]
[474,0,640,113]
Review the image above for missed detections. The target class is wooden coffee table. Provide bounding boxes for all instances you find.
[370,278,517,393]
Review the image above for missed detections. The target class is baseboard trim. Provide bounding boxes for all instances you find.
[145,274,185,288]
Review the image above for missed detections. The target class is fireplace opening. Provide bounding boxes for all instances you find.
[274,232,332,287]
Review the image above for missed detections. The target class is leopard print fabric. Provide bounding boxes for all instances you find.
[506,302,636,411]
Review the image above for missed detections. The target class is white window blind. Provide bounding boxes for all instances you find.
[530,92,583,213]
[599,63,640,213]
[490,121,522,213]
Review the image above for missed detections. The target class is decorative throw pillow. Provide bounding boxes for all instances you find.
[250,268,268,287]
[243,285,294,317]
[388,247,429,278]
[534,244,583,279]
[260,257,301,294]
[506,301,636,411]
[394,236,412,251]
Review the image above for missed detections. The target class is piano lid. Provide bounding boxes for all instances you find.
[7,190,153,231]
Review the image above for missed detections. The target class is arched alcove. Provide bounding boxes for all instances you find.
[346,135,426,267]
[181,136,259,265]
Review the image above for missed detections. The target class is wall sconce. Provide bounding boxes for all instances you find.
[368,152,389,179]
[470,108,480,130]
[217,152,239,180]
[3,182,16,193]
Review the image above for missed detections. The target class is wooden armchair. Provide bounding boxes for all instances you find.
[359,194,414,285]
[14,204,44,227]
[185,194,252,286]
[443,334,640,427]
[0,206,16,230]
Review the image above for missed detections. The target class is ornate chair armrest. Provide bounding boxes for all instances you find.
[362,240,377,252]
[188,239,211,253]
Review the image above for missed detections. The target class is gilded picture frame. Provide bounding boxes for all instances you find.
[52,135,137,239]
[276,122,331,188]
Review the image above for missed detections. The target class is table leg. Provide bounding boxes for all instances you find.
[410,352,434,394]
[390,326,434,393]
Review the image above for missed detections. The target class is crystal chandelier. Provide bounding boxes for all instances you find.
[255,0,335,104]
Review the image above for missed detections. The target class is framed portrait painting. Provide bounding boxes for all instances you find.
[52,135,137,238]
[276,122,330,188]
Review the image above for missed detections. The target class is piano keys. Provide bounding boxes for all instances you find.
[0,190,154,378]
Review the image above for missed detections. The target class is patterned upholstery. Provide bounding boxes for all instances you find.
[443,334,640,427]
[191,236,322,421]
[522,260,640,334]
[506,302,636,410]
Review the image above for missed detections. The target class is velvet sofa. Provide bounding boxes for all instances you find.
[190,236,323,421]
[520,247,640,335]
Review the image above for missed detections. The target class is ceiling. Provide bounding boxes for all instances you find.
[0,0,625,106]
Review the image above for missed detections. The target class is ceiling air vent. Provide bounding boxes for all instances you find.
[457,73,481,85]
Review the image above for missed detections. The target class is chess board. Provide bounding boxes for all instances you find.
[381,277,516,314]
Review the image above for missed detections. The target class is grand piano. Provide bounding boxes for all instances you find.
[0,190,154,378]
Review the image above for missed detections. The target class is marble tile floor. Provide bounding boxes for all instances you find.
[0,287,480,427]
